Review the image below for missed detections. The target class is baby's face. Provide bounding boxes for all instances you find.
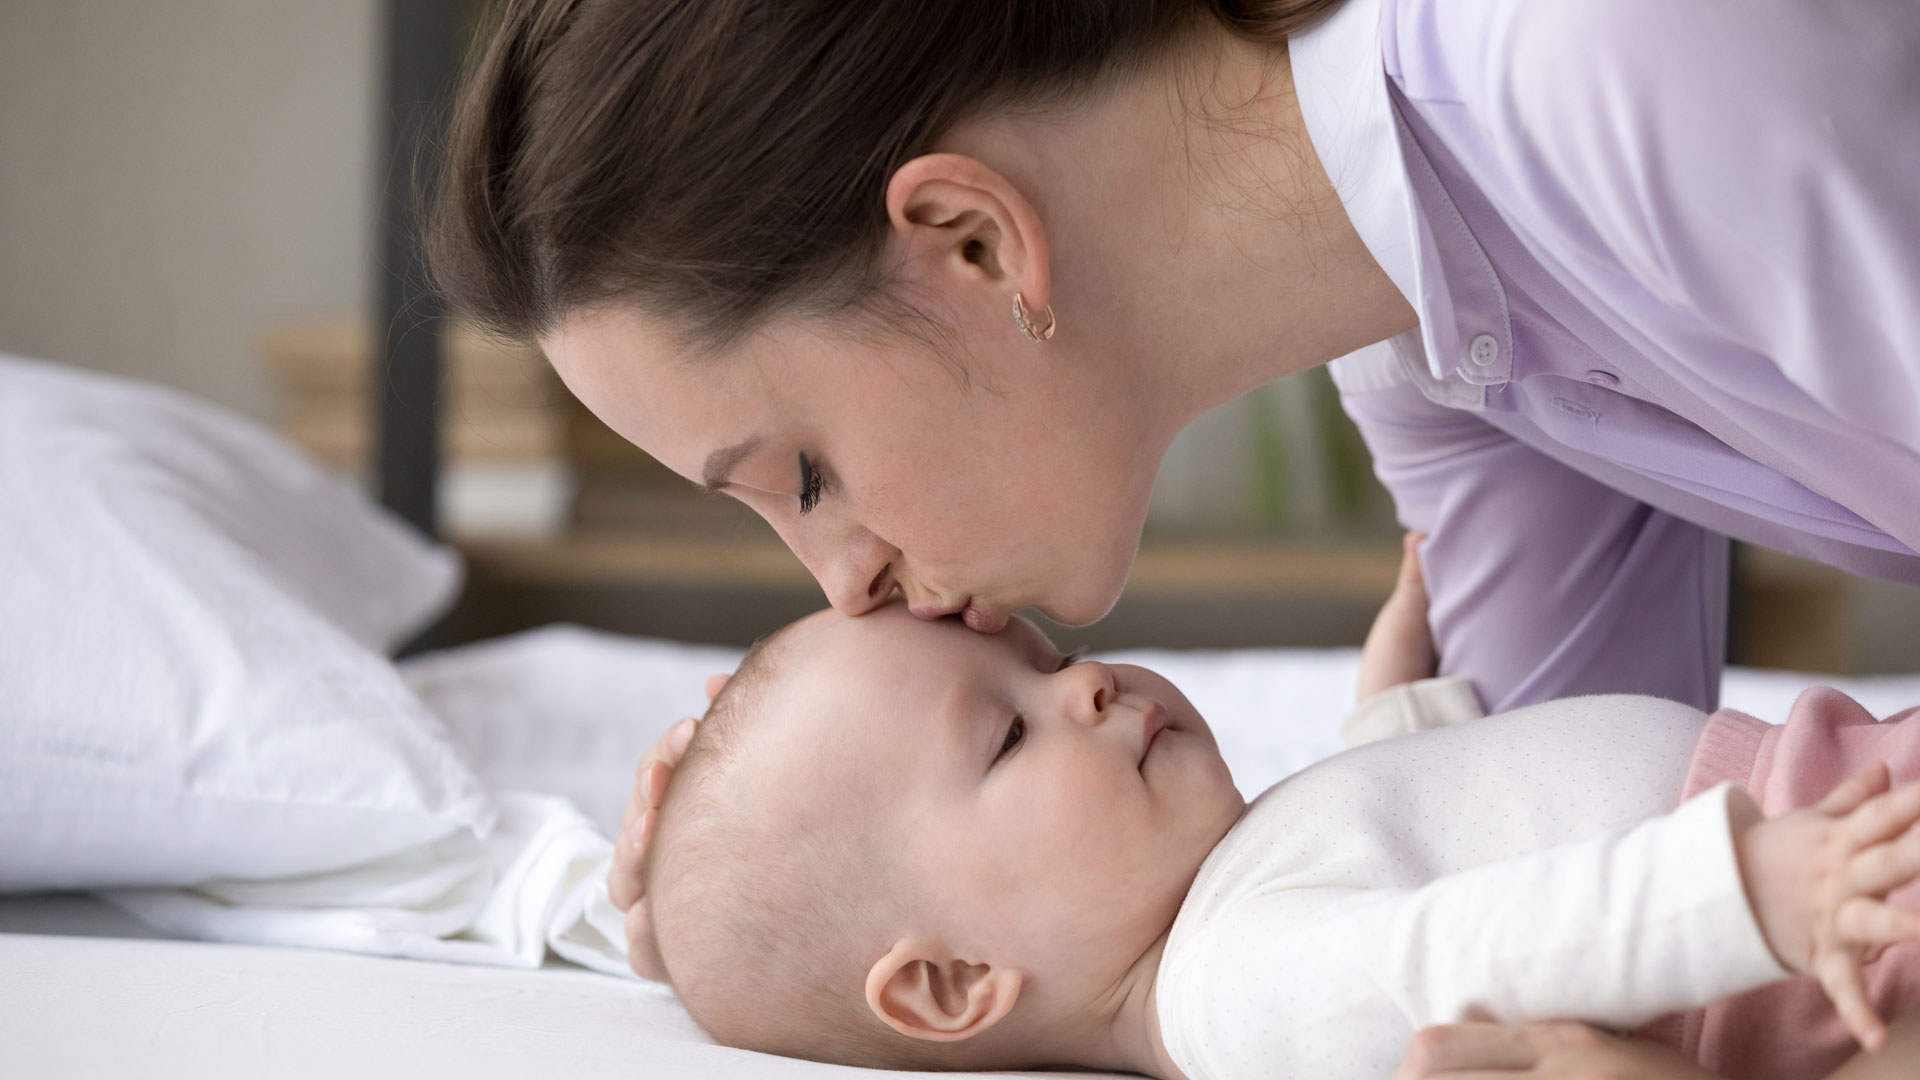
[757,603,1245,1009]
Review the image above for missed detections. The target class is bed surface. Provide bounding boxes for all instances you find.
[7,628,1919,1079]
[2,915,1002,1080]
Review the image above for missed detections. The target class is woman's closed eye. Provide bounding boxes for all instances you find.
[797,452,827,514]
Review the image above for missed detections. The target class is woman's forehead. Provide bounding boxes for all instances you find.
[541,305,782,476]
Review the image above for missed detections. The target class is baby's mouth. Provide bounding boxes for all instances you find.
[1139,700,1168,770]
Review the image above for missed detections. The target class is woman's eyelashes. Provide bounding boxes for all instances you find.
[797,452,826,515]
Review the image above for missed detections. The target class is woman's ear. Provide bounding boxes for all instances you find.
[865,939,1024,1043]
[885,153,1051,312]
[704,673,730,704]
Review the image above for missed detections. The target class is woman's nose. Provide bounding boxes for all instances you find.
[1059,661,1116,727]
[802,526,899,616]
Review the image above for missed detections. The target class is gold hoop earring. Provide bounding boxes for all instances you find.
[1012,292,1057,343]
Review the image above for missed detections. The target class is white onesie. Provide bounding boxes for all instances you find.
[1154,694,1791,1080]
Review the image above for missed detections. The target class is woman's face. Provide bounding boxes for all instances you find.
[541,301,1177,631]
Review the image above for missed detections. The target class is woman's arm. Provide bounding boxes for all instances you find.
[1393,1022,1721,1080]
[1395,1011,1920,1080]
[1340,375,1728,714]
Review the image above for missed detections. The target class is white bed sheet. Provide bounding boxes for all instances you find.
[7,626,1920,1079]
[0,919,1072,1080]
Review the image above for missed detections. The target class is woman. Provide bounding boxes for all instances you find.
[429,0,1920,1074]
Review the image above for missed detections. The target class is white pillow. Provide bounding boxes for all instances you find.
[0,356,493,891]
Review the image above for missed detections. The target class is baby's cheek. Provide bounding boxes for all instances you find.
[1021,765,1151,873]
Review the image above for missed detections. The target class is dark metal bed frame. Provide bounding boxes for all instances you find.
[373,0,462,544]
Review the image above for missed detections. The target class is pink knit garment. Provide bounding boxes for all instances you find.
[1638,688,1920,1079]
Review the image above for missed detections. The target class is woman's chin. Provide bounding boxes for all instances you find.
[1035,580,1126,629]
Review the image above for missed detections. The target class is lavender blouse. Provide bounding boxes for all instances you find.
[1292,0,1920,711]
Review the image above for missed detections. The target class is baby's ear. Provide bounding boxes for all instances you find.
[864,939,1023,1043]
[704,673,731,704]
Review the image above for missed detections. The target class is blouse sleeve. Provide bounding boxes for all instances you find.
[1338,371,1728,713]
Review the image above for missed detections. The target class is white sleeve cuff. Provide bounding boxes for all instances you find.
[1344,676,1485,747]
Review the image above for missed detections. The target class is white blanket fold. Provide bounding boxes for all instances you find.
[106,792,640,978]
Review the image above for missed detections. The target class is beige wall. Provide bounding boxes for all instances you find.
[0,1,380,421]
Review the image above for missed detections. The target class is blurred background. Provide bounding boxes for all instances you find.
[2,1,1915,669]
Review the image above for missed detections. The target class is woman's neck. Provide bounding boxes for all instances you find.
[944,22,1417,427]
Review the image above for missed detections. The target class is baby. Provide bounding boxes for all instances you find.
[634,585,1920,1079]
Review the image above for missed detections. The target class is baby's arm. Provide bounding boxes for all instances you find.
[1375,767,1920,1051]
[1350,784,1789,1030]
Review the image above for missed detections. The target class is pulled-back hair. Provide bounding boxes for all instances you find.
[428,0,1345,351]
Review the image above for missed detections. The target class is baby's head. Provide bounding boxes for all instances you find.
[641,602,1244,1070]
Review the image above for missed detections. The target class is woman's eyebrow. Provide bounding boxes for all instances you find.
[701,436,762,492]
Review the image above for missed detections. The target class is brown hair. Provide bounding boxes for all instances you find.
[428,0,1345,351]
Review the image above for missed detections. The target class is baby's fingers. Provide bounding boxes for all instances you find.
[1835,895,1920,950]
[1819,762,1892,816]
[1843,777,1920,848]
[1849,827,1920,897]
[1815,948,1888,1051]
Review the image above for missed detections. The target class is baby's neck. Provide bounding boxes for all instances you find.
[1040,928,1188,1080]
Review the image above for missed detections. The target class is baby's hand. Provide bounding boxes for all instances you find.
[1737,763,1920,1050]
[1357,532,1438,702]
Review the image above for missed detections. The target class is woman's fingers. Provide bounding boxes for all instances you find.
[623,894,670,983]
[608,808,657,910]
[1397,1023,1541,1077]
[638,759,672,811]
[667,714,698,757]
[608,716,702,912]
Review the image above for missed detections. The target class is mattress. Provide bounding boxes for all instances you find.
[6,626,1918,1079]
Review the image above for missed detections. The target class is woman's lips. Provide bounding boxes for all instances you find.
[961,601,1008,634]
[909,597,1009,634]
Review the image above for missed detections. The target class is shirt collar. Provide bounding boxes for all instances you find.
[1287,0,1421,314]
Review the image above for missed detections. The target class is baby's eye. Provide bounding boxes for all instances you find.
[996,715,1025,761]
[1055,647,1086,672]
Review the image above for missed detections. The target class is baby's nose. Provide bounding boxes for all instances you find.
[1061,661,1116,727]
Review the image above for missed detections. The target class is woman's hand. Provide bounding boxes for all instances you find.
[1395,1022,1722,1080]
[1357,532,1438,702]
[607,673,728,982]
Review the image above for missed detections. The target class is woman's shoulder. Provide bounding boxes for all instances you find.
[1390,0,1915,144]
